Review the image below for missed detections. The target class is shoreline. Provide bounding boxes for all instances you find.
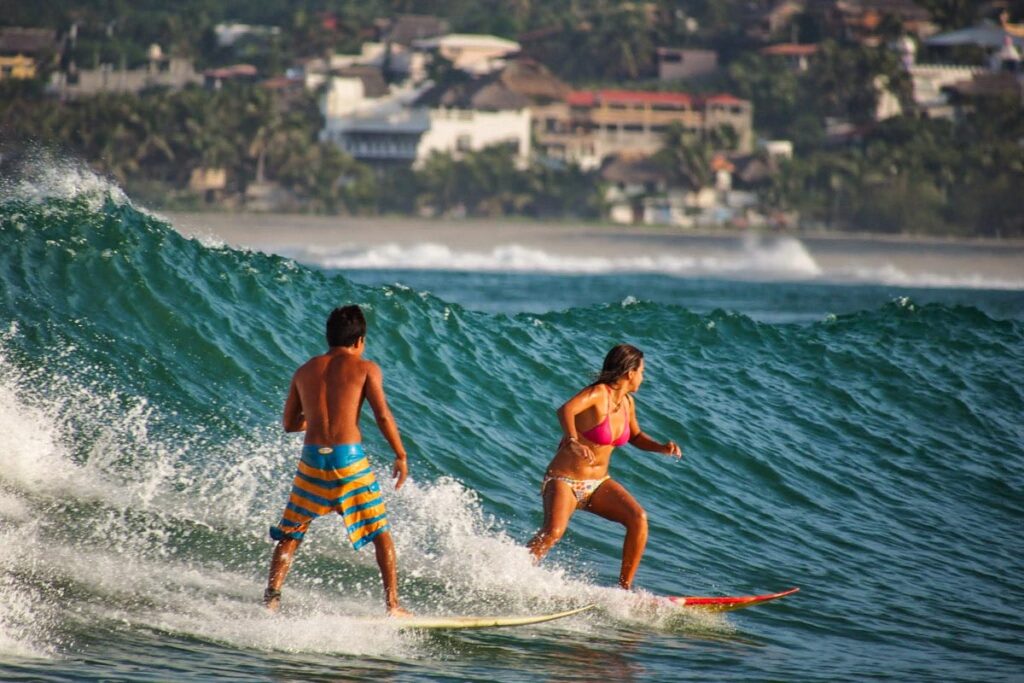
[164,211,1024,288]
[164,211,1024,250]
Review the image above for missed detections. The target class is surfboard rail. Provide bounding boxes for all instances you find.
[664,587,799,611]
[355,603,598,630]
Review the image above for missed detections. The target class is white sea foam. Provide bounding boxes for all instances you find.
[0,152,129,210]
[281,238,1024,290]
[835,263,1024,290]
[0,330,726,659]
[288,237,824,280]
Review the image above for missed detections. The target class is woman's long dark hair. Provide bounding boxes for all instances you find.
[591,344,644,386]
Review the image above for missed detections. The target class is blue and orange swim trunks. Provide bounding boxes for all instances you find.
[270,443,389,550]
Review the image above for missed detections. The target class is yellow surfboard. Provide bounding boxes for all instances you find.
[357,603,596,630]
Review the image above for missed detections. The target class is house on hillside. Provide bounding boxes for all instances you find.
[535,89,753,170]
[50,43,202,98]
[203,63,258,89]
[319,68,429,165]
[412,72,531,166]
[884,22,1024,120]
[759,43,819,72]
[0,28,58,80]
[747,1,806,41]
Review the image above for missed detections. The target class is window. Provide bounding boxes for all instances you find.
[623,124,643,132]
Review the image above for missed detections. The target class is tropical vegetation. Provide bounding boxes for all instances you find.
[2,1,1023,235]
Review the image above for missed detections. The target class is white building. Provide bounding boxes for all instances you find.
[416,107,531,165]
[320,74,430,164]
[412,72,532,166]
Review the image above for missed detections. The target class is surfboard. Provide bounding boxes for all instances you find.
[662,587,799,611]
[357,603,597,630]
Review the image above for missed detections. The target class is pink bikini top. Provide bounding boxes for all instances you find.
[581,391,630,446]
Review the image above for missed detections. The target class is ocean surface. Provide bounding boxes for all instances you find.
[1,169,1022,681]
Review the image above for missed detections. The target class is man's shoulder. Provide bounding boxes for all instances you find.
[297,354,330,372]
[360,358,382,376]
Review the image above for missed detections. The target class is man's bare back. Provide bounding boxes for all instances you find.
[266,305,410,616]
[283,343,407,481]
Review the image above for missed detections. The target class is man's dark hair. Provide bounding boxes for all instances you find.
[326,305,367,347]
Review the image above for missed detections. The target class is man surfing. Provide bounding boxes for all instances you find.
[264,305,411,616]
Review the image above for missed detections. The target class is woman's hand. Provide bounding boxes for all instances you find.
[561,436,597,465]
[661,440,682,459]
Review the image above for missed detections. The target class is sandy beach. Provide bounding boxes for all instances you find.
[166,212,1024,288]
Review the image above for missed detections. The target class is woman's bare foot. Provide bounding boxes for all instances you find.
[387,605,413,618]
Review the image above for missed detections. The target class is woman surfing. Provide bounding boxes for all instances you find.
[527,344,682,590]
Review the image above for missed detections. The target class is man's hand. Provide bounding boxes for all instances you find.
[662,440,682,459]
[392,457,408,490]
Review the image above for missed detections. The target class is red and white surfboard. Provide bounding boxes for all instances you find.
[662,587,800,611]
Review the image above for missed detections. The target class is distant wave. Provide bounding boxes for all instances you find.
[284,238,824,278]
[282,240,1024,290]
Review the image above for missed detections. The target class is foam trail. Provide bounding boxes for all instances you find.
[0,330,721,660]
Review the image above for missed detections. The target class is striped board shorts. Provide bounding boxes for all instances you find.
[269,443,390,550]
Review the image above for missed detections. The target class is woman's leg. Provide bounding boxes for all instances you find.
[527,480,578,562]
[585,479,648,590]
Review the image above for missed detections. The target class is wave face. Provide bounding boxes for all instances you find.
[1,174,1023,681]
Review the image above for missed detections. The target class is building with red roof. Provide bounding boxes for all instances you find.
[535,88,752,169]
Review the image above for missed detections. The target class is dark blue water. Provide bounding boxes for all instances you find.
[0,176,1022,681]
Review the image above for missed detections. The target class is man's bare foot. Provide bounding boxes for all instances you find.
[263,588,281,613]
[387,605,413,618]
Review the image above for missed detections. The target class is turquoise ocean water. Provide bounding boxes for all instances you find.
[1,171,1022,681]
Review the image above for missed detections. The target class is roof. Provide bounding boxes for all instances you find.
[569,90,695,107]
[204,64,258,79]
[944,72,1024,98]
[414,73,529,110]
[412,33,521,52]
[705,93,747,106]
[600,153,673,185]
[760,43,819,56]
[498,57,570,103]
[0,28,57,55]
[260,76,304,91]
[568,89,748,108]
[925,20,1024,49]
[333,65,389,97]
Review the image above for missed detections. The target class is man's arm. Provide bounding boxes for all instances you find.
[282,377,306,432]
[364,362,409,489]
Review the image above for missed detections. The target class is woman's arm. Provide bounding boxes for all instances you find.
[556,385,603,440]
[626,395,682,458]
[555,385,604,463]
